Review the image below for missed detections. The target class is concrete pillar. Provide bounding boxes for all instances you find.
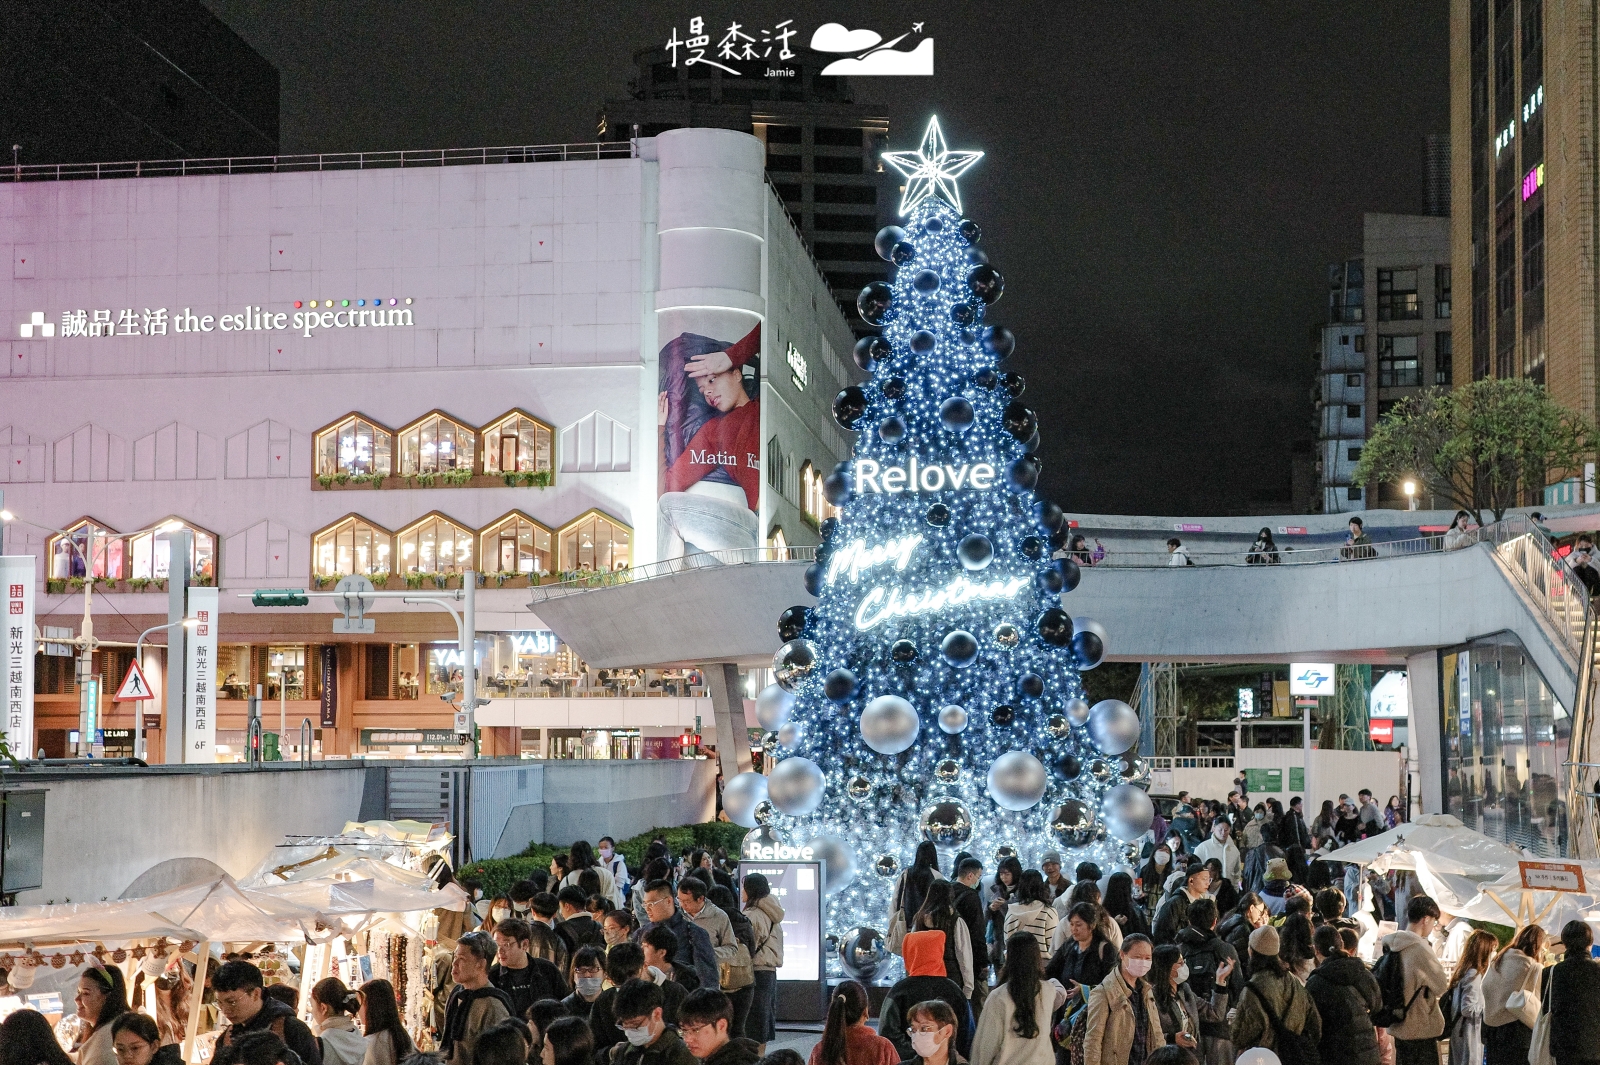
[1406,651,1443,815]
[705,663,752,780]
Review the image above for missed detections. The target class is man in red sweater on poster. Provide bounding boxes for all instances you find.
[657,323,762,557]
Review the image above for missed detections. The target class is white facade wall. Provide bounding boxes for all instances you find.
[0,131,855,606]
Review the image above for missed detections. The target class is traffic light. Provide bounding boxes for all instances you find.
[252,589,309,607]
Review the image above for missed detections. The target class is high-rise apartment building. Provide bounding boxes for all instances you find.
[599,46,890,333]
[1449,0,1574,399]
[1318,214,1453,512]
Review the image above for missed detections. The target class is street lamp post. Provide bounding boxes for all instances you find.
[132,617,197,760]
[1404,480,1418,511]
[0,512,184,755]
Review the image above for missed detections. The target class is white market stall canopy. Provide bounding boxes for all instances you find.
[243,820,453,886]
[0,875,312,951]
[1318,813,1526,876]
[1452,862,1600,933]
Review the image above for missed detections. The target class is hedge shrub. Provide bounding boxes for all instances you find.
[458,821,749,899]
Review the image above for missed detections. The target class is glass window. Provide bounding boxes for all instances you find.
[1345,374,1362,387]
[399,411,477,476]
[559,511,632,573]
[266,645,310,700]
[1346,404,1363,420]
[313,515,393,577]
[1378,334,1421,387]
[479,511,554,575]
[481,411,555,476]
[47,518,122,579]
[127,519,216,581]
[1437,331,1454,385]
[799,461,839,525]
[1436,264,1453,318]
[1377,268,1422,321]
[398,513,475,574]
[1443,636,1571,856]
[315,414,392,477]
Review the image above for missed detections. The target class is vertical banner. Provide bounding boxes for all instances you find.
[184,586,218,762]
[319,645,337,727]
[2,557,36,757]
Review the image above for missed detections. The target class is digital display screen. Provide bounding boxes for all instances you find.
[741,861,822,982]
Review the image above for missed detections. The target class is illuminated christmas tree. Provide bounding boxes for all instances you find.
[722,117,1155,976]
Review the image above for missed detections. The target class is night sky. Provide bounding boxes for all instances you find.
[202,1,1448,516]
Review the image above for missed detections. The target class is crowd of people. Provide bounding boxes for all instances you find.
[3,807,1596,1065]
[868,786,1600,1065]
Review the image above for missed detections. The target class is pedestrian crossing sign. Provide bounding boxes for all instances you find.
[114,659,154,701]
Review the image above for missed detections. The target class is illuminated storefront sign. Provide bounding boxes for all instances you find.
[1523,163,1544,201]
[18,299,416,341]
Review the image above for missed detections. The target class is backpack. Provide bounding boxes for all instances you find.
[1371,945,1423,1028]
[1050,984,1090,1065]
[1248,984,1320,1065]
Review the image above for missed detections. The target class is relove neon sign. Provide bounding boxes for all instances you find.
[853,457,996,494]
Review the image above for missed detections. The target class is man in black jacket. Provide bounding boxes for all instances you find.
[554,885,605,958]
[609,979,698,1065]
[1153,862,1211,946]
[490,918,568,1017]
[675,988,762,1065]
[636,879,720,992]
[595,943,689,1061]
[1305,925,1382,1065]
[1548,919,1600,1065]
[952,857,989,1017]
[212,960,322,1065]
[1176,899,1243,1004]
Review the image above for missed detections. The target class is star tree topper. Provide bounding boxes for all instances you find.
[881,115,984,216]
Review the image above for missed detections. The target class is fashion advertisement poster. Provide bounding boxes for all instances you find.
[657,314,762,558]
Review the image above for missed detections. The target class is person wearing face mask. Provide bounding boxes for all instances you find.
[1149,945,1233,1065]
[1084,934,1166,1065]
[561,946,607,1020]
[309,978,366,1065]
[481,896,514,936]
[676,988,761,1065]
[1138,846,1173,923]
[607,979,697,1065]
[593,943,687,1060]
[598,836,632,900]
[900,1001,962,1065]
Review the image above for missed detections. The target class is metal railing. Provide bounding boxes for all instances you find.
[1,143,636,183]
[528,546,817,602]
[1484,516,1589,661]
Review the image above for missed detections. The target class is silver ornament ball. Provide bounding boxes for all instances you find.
[874,854,900,878]
[838,926,890,981]
[1048,799,1096,847]
[919,799,974,845]
[755,683,795,730]
[722,771,769,828]
[986,751,1048,811]
[938,704,969,734]
[767,756,825,816]
[1088,699,1140,755]
[772,639,819,693]
[1047,714,1069,739]
[1103,783,1157,841]
[935,758,961,782]
[740,825,780,859]
[776,720,804,748]
[753,800,776,825]
[1065,697,1091,725]
[992,621,1021,648]
[846,774,873,800]
[806,833,857,894]
[860,694,920,755]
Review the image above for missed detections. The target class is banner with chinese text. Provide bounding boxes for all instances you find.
[2,558,36,757]
[184,586,218,762]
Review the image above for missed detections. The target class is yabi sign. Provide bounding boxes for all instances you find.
[1519,860,1587,893]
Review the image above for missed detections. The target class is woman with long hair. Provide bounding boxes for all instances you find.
[1483,923,1545,1065]
[310,977,366,1065]
[971,934,1061,1065]
[1384,796,1404,829]
[912,880,974,996]
[540,1016,593,1065]
[986,856,1025,971]
[1,1008,77,1065]
[481,896,514,936]
[898,841,942,924]
[1102,872,1149,940]
[1446,930,1499,1065]
[1046,903,1117,996]
[1246,528,1280,565]
[1309,800,1337,848]
[1084,933,1165,1065]
[73,961,130,1065]
[1139,844,1175,921]
[1004,870,1060,959]
[358,979,414,1065]
[1149,944,1232,1065]
[1443,510,1475,550]
[1278,912,1316,983]
[809,981,897,1065]
[563,841,621,907]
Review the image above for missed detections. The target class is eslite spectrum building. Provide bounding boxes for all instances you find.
[0,129,857,762]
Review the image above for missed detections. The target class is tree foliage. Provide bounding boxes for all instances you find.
[1354,378,1596,523]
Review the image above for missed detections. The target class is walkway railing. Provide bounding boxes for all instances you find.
[1483,516,1589,661]
[2,143,636,183]
[528,546,817,602]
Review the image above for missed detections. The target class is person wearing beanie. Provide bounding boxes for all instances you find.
[1229,924,1321,1057]
[1040,851,1071,901]
[877,931,973,1060]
